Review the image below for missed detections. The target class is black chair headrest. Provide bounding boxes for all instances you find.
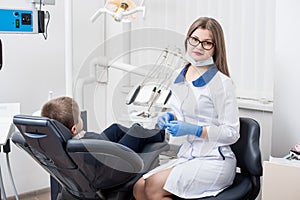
[52,120,72,142]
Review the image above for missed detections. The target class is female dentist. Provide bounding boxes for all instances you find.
[133,17,240,200]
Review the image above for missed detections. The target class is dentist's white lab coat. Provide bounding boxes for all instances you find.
[143,65,240,199]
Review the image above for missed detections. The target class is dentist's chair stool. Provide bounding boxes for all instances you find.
[11,115,169,200]
[173,117,262,200]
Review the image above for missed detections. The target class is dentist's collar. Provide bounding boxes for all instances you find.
[174,64,218,87]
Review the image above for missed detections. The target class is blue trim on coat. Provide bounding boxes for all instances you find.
[218,146,225,160]
[174,64,218,87]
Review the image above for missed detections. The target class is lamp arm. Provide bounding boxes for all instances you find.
[123,6,145,16]
[90,8,115,22]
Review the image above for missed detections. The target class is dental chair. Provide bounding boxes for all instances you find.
[173,117,262,200]
[11,115,169,200]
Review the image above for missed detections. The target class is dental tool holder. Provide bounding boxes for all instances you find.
[126,47,184,119]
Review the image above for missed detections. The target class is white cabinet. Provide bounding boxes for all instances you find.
[262,160,300,200]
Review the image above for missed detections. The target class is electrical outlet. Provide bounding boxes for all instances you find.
[31,0,55,5]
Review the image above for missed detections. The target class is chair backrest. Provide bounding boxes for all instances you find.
[13,115,75,168]
[231,117,262,177]
[12,115,144,199]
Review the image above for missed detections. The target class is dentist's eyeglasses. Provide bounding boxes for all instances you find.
[187,37,215,50]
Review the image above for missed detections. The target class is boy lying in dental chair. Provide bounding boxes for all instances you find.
[41,96,165,153]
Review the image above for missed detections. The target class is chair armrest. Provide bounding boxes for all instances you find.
[67,139,144,173]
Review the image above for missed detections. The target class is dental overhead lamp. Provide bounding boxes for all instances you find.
[91,0,145,23]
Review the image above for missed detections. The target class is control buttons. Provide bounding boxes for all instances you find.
[16,19,20,28]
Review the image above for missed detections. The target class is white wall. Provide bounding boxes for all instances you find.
[271,0,300,157]
[72,0,106,132]
[0,0,65,197]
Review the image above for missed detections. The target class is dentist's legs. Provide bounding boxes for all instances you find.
[133,168,173,200]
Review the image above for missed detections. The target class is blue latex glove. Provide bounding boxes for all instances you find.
[166,121,202,137]
[157,112,174,130]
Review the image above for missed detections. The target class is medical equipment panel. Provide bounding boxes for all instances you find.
[0,9,38,33]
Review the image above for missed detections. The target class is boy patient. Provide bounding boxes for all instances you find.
[41,96,165,153]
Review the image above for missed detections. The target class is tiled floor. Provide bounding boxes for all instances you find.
[7,188,51,200]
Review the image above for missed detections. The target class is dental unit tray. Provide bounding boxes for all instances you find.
[128,85,172,107]
[126,48,184,119]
